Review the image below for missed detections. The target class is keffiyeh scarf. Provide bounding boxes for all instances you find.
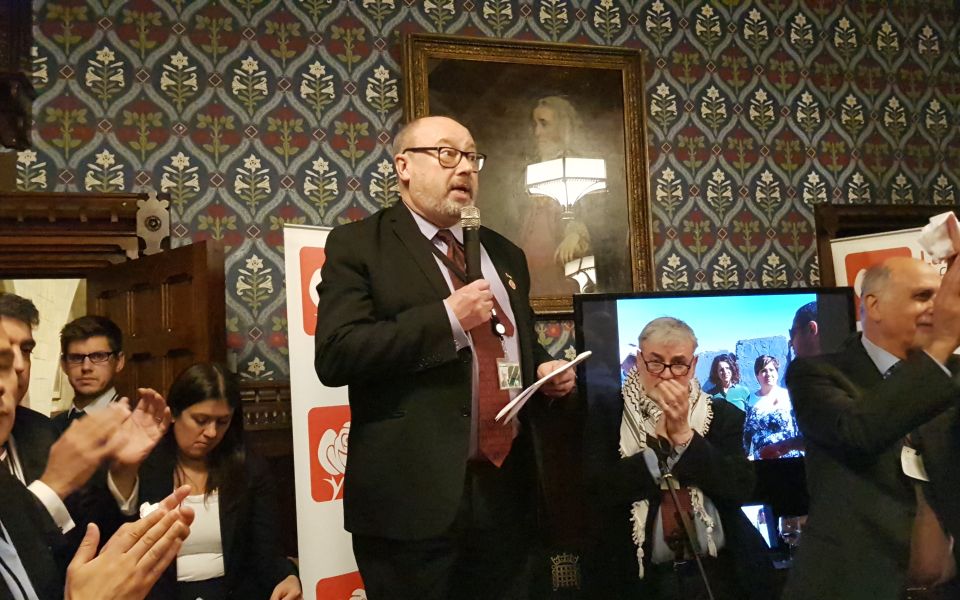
[618,368,716,578]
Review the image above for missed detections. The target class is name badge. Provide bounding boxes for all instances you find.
[497,359,522,390]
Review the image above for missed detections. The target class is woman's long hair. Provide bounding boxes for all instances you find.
[164,362,245,502]
[708,353,741,388]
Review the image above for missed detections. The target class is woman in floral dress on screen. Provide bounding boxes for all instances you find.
[742,355,803,460]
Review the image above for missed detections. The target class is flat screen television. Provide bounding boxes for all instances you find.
[574,287,856,515]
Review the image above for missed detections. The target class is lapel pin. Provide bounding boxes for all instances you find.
[504,273,517,290]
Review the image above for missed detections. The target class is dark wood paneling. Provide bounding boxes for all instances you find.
[86,241,226,398]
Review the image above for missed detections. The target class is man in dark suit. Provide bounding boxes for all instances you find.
[0,294,58,482]
[0,304,188,600]
[0,323,63,600]
[0,295,123,555]
[0,293,77,533]
[52,315,125,435]
[0,295,175,598]
[783,256,960,599]
[582,317,774,599]
[314,115,575,600]
[789,301,820,359]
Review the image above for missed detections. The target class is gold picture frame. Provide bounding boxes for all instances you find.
[402,33,653,314]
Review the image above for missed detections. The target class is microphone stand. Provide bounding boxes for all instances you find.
[650,436,716,600]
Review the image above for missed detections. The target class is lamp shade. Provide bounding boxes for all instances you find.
[525,157,606,208]
[564,255,596,293]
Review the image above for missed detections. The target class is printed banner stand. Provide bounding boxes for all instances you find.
[283,224,365,600]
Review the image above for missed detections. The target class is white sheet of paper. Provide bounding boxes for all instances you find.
[901,445,930,482]
[495,351,592,423]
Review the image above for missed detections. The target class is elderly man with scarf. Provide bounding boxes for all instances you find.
[582,317,775,599]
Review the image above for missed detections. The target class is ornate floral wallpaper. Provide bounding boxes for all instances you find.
[19,0,960,378]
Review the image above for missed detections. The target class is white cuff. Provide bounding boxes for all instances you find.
[107,471,140,516]
[27,480,75,533]
[443,299,471,351]
[669,438,692,466]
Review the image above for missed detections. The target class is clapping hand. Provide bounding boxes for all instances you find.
[65,485,195,600]
[41,403,130,499]
[113,388,172,468]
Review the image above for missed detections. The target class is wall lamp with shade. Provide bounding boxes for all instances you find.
[564,254,596,293]
[525,157,607,220]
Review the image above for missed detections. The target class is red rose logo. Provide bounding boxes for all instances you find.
[315,571,365,599]
[299,246,327,336]
[308,405,351,502]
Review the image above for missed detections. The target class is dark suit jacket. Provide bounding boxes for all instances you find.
[106,440,295,600]
[783,334,960,600]
[17,404,116,559]
[11,406,56,483]
[50,411,67,437]
[50,392,121,437]
[915,405,960,566]
[582,392,774,599]
[0,469,64,600]
[314,202,552,541]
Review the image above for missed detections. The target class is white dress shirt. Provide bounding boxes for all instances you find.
[1,439,74,533]
[406,206,523,455]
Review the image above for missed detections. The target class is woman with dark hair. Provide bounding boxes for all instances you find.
[701,353,750,412]
[107,362,301,600]
[742,356,802,460]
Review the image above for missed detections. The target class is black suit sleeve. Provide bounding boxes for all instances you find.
[672,402,755,506]
[243,455,298,589]
[0,471,66,600]
[13,407,57,484]
[585,399,754,508]
[314,224,460,388]
[787,351,960,458]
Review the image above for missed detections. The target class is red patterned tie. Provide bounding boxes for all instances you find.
[435,229,515,467]
[660,487,694,556]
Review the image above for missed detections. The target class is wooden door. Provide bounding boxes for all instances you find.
[85,241,226,399]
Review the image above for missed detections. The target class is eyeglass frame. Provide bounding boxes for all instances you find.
[638,354,694,377]
[61,351,118,366]
[402,146,487,172]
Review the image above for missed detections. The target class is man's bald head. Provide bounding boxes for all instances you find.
[392,116,479,228]
[393,116,467,155]
[861,256,941,358]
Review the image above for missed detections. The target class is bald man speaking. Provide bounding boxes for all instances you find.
[314,116,575,599]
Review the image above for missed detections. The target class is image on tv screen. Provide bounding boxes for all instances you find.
[575,288,855,462]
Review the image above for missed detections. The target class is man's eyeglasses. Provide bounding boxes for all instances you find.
[403,146,486,171]
[62,351,116,365]
[640,357,693,377]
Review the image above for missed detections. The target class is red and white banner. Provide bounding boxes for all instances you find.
[283,224,364,600]
[830,226,943,323]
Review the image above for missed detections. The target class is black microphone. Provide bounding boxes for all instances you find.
[461,206,506,338]
[460,206,482,283]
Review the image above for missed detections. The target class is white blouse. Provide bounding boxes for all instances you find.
[176,492,225,582]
